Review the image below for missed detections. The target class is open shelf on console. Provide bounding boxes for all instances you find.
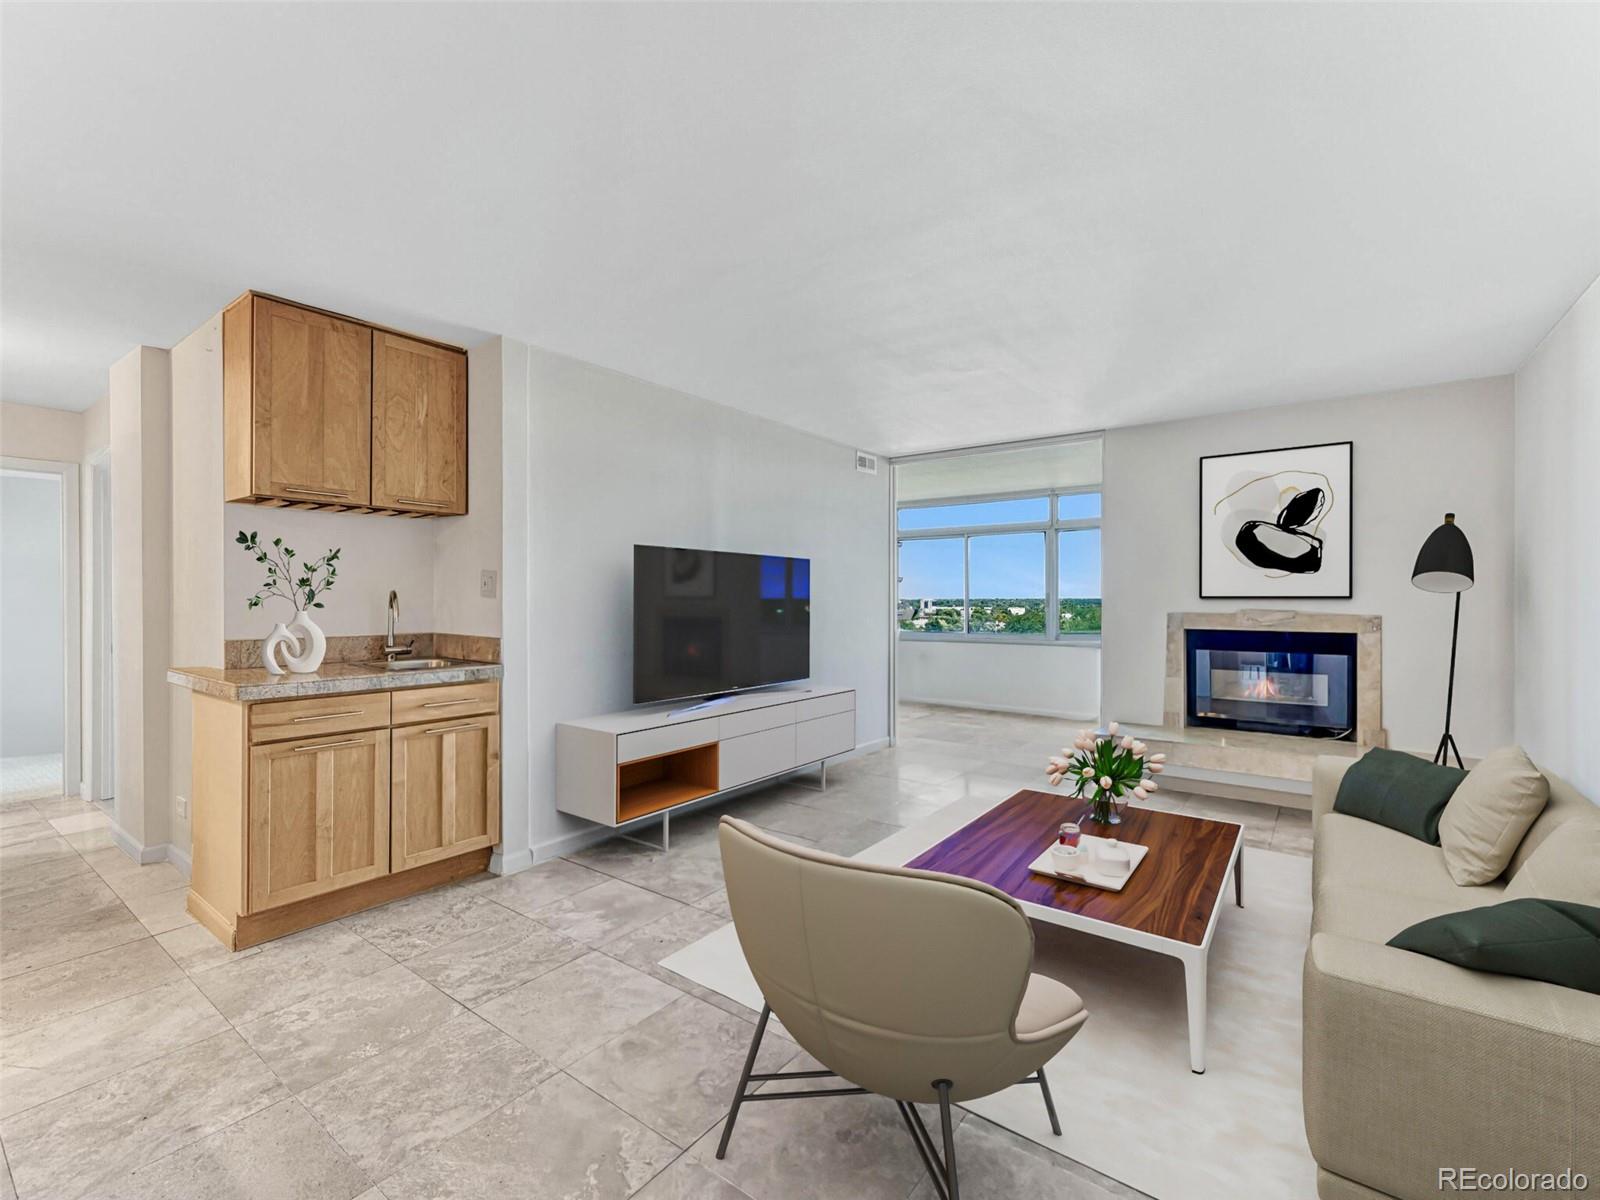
[616,742,720,824]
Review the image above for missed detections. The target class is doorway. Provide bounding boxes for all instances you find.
[0,458,80,800]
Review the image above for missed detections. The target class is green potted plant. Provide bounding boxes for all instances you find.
[236,531,340,674]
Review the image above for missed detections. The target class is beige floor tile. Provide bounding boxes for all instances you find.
[687,1055,935,1200]
[619,846,727,904]
[0,936,181,1033]
[568,993,795,1148]
[0,820,55,848]
[401,909,586,1007]
[236,964,460,1093]
[378,1071,678,1200]
[468,856,609,916]
[633,1155,756,1199]
[600,903,729,976]
[1271,807,1315,856]
[122,885,196,936]
[530,877,686,947]
[0,894,147,980]
[0,1030,286,1200]
[0,866,117,923]
[906,1115,1148,1199]
[47,811,110,838]
[0,977,229,1118]
[340,884,512,962]
[299,1011,553,1181]
[476,951,680,1067]
[105,1098,372,1200]
[154,923,262,975]
[190,923,395,1024]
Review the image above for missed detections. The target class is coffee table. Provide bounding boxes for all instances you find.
[903,789,1243,1073]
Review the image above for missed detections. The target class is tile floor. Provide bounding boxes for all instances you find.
[0,704,1313,1199]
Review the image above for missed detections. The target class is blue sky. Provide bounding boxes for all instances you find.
[898,528,1101,600]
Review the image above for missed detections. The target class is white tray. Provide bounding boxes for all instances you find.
[1026,836,1149,892]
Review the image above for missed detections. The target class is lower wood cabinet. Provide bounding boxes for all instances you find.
[391,715,500,871]
[187,680,500,951]
[248,728,390,911]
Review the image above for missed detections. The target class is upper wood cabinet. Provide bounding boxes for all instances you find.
[222,292,467,515]
[225,295,372,506]
[372,332,468,515]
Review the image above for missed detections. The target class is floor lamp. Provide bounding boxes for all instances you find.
[1411,513,1475,768]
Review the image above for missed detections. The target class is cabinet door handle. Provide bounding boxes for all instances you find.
[421,698,477,708]
[291,710,364,722]
[423,722,481,735]
[396,497,448,508]
[294,738,364,752]
[281,485,352,499]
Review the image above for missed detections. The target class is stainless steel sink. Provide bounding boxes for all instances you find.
[362,658,466,672]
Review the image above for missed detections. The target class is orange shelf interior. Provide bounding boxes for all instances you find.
[616,743,720,824]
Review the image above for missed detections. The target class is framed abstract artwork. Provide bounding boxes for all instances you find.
[1198,441,1352,599]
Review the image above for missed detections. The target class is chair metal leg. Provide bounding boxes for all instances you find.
[937,1080,960,1200]
[716,1003,771,1159]
[896,1102,949,1200]
[1035,1065,1062,1136]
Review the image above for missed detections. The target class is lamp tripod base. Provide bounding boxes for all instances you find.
[1432,731,1464,770]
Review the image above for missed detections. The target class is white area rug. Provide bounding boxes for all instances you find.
[660,798,1317,1200]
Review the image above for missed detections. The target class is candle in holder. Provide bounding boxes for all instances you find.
[1058,822,1082,849]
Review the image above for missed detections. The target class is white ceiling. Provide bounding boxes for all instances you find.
[3,3,1596,455]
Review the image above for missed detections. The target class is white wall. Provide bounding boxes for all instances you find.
[897,641,1099,720]
[168,319,226,858]
[0,401,83,461]
[506,343,892,860]
[1102,376,1516,757]
[432,338,504,639]
[222,505,438,640]
[0,471,65,757]
[1514,275,1600,799]
[111,345,172,854]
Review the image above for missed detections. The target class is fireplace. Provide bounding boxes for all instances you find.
[1185,628,1357,740]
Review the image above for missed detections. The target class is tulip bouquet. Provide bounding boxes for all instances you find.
[1045,721,1165,826]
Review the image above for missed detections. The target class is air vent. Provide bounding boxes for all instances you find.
[855,450,879,475]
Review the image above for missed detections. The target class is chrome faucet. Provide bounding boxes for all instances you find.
[383,590,414,660]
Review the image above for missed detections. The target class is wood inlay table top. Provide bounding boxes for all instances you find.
[904,789,1242,946]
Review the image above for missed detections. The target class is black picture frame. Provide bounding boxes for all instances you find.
[1198,440,1353,600]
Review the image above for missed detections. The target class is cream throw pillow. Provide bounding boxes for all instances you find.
[1504,815,1600,904]
[1438,746,1549,885]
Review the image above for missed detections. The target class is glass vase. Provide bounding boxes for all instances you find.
[1084,793,1121,826]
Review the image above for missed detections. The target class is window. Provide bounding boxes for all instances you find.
[897,488,1101,640]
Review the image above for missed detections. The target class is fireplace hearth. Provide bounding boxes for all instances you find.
[1185,628,1356,740]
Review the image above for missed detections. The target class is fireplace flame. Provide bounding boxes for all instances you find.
[1243,674,1282,700]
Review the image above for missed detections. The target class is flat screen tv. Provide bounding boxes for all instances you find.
[633,544,810,704]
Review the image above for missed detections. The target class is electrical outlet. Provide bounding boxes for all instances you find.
[480,569,498,599]
[176,795,189,819]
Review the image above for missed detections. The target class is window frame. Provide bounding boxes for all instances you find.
[896,484,1101,646]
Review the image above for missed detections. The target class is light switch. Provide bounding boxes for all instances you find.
[480,569,497,599]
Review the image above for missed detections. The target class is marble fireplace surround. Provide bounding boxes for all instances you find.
[1163,610,1384,748]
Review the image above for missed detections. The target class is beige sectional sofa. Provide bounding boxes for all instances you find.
[1304,755,1600,1200]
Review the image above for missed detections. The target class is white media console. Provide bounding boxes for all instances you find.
[555,685,856,846]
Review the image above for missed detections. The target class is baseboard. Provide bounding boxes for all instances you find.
[901,697,1098,721]
[106,820,167,865]
[164,843,193,878]
[489,847,535,876]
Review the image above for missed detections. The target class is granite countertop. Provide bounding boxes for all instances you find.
[167,660,504,703]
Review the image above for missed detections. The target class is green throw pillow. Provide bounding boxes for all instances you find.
[1334,748,1466,843]
[1389,898,1600,995]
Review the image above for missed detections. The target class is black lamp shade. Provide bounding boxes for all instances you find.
[1412,513,1474,593]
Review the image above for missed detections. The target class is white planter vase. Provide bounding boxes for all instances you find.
[260,610,327,674]
[281,610,327,674]
[261,623,294,676]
